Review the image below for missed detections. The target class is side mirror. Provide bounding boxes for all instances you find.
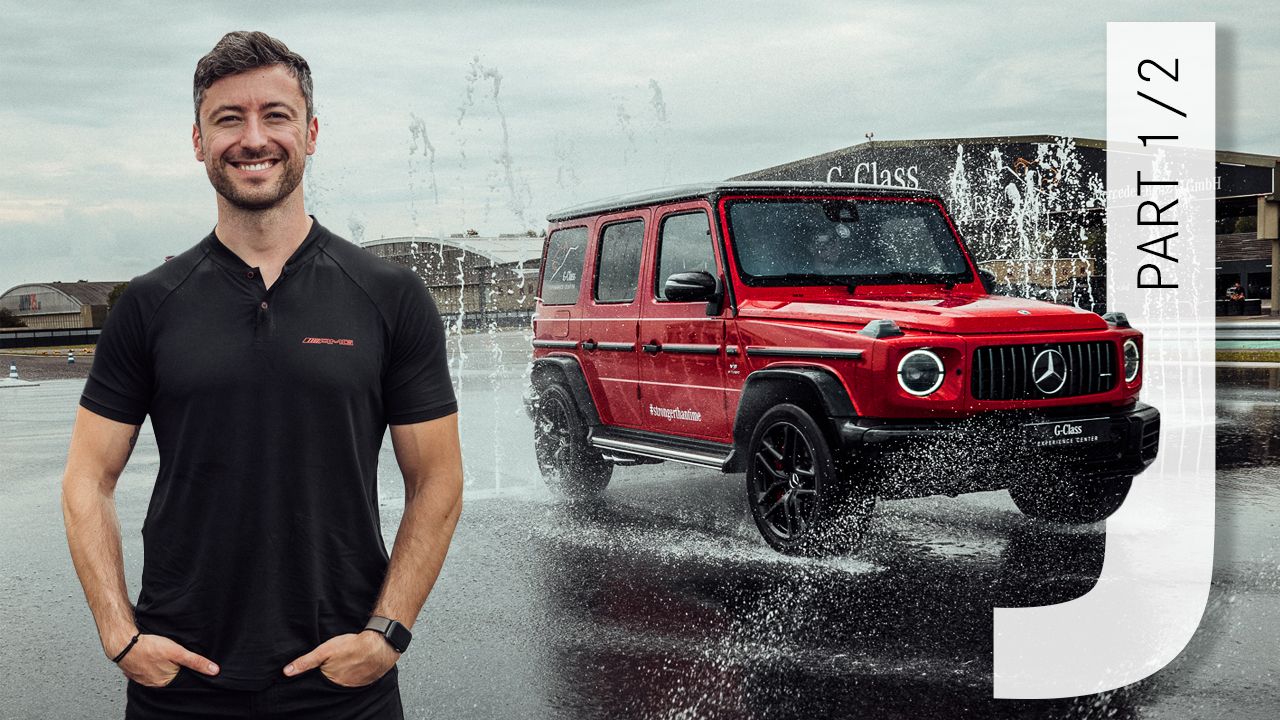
[978,269,997,294]
[663,271,723,314]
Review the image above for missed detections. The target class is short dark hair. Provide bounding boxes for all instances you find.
[193,31,313,125]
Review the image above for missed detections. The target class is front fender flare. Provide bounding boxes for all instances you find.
[729,367,857,471]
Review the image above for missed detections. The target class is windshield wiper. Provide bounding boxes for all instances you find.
[752,271,968,290]
[768,273,862,295]
[854,271,970,286]
[758,273,850,286]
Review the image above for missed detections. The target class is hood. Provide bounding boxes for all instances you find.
[736,293,1109,334]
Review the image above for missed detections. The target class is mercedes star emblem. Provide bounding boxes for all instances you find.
[1031,348,1068,394]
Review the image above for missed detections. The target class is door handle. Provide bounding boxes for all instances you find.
[642,342,661,354]
[581,339,598,351]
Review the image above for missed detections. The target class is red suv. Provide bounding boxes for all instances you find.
[526,182,1159,554]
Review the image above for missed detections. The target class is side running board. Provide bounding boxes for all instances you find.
[589,427,735,471]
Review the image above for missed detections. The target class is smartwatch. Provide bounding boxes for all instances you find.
[363,616,412,653]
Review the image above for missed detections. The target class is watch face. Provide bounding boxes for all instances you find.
[387,620,412,652]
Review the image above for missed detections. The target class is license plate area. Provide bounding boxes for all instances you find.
[1024,417,1112,449]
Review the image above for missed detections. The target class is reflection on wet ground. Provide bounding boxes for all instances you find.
[461,364,1277,719]
[5,352,1278,719]
[1217,366,1280,469]
[527,494,1113,719]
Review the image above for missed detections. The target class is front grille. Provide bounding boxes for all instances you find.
[972,341,1117,400]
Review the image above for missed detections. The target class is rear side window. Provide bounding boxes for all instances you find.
[595,220,644,303]
[655,211,715,300]
[540,227,588,305]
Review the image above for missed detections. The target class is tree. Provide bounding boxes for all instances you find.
[108,282,129,310]
[0,307,26,328]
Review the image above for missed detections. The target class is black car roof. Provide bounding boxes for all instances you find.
[546,181,941,223]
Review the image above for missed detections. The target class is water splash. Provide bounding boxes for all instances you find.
[615,99,637,165]
[391,63,679,495]
[552,134,583,203]
[648,79,668,124]
[303,157,332,217]
[346,214,366,245]
[648,79,672,184]
[946,137,1106,307]
[459,57,534,229]
[612,80,673,185]
[408,113,439,207]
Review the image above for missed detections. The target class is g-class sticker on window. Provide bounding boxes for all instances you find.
[541,227,588,305]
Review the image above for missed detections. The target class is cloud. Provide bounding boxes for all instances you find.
[1,1,1277,291]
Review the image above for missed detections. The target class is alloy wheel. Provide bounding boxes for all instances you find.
[750,420,819,540]
[535,394,573,474]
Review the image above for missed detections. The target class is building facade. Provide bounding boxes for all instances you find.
[735,135,1280,312]
[361,233,542,330]
[0,281,121,330]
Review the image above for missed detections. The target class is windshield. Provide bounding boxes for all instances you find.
[725,197,973,286]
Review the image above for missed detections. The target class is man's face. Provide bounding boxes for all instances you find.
[192,64,317,211]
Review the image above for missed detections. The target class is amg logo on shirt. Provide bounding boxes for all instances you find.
[302,337,355,347]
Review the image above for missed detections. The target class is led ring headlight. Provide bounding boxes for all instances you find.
[897,349,945,396]
[1123,339,1141,383]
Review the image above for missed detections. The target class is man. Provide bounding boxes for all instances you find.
[808,228,857,275]
[61,31,462,719]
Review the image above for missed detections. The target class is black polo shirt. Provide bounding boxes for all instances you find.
[81,219,456,690]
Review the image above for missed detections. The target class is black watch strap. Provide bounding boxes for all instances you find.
[363,616,412,653]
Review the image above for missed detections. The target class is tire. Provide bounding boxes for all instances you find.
[532,383,612,497]
[1008,473,1133,524]
[745,404,874,555]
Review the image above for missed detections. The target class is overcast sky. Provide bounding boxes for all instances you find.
[2,1,1277,291]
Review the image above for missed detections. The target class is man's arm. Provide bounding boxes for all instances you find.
[62,407,219,686]
[284,412,463,684]
[62,408,140,659]
[374,412,464,624]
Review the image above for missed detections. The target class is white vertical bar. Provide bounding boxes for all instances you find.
[994,22,1216,698]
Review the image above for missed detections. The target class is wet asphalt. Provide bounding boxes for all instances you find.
[1,332,1278,719]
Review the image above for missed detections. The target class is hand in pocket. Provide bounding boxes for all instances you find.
[117,634,220,688]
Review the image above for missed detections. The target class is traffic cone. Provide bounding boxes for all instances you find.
[8,363,17,379]
[67,350,75,365]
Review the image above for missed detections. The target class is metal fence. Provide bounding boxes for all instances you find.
[0,328,102,349]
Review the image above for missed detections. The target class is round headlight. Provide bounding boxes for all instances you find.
[898,349,945,396]
[1123,339,1141,383]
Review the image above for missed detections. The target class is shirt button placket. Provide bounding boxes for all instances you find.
[255,298,272,345]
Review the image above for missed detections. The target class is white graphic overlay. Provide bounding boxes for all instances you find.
[994,22,1216,698]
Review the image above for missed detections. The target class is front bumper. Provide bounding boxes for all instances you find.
[831,403,1161,498]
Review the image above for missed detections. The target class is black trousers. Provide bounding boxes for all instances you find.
[124,665,403,720]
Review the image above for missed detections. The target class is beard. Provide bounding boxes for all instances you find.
[205,151,306,212]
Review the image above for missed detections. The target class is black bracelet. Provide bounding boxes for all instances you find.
[111,633,141,663]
